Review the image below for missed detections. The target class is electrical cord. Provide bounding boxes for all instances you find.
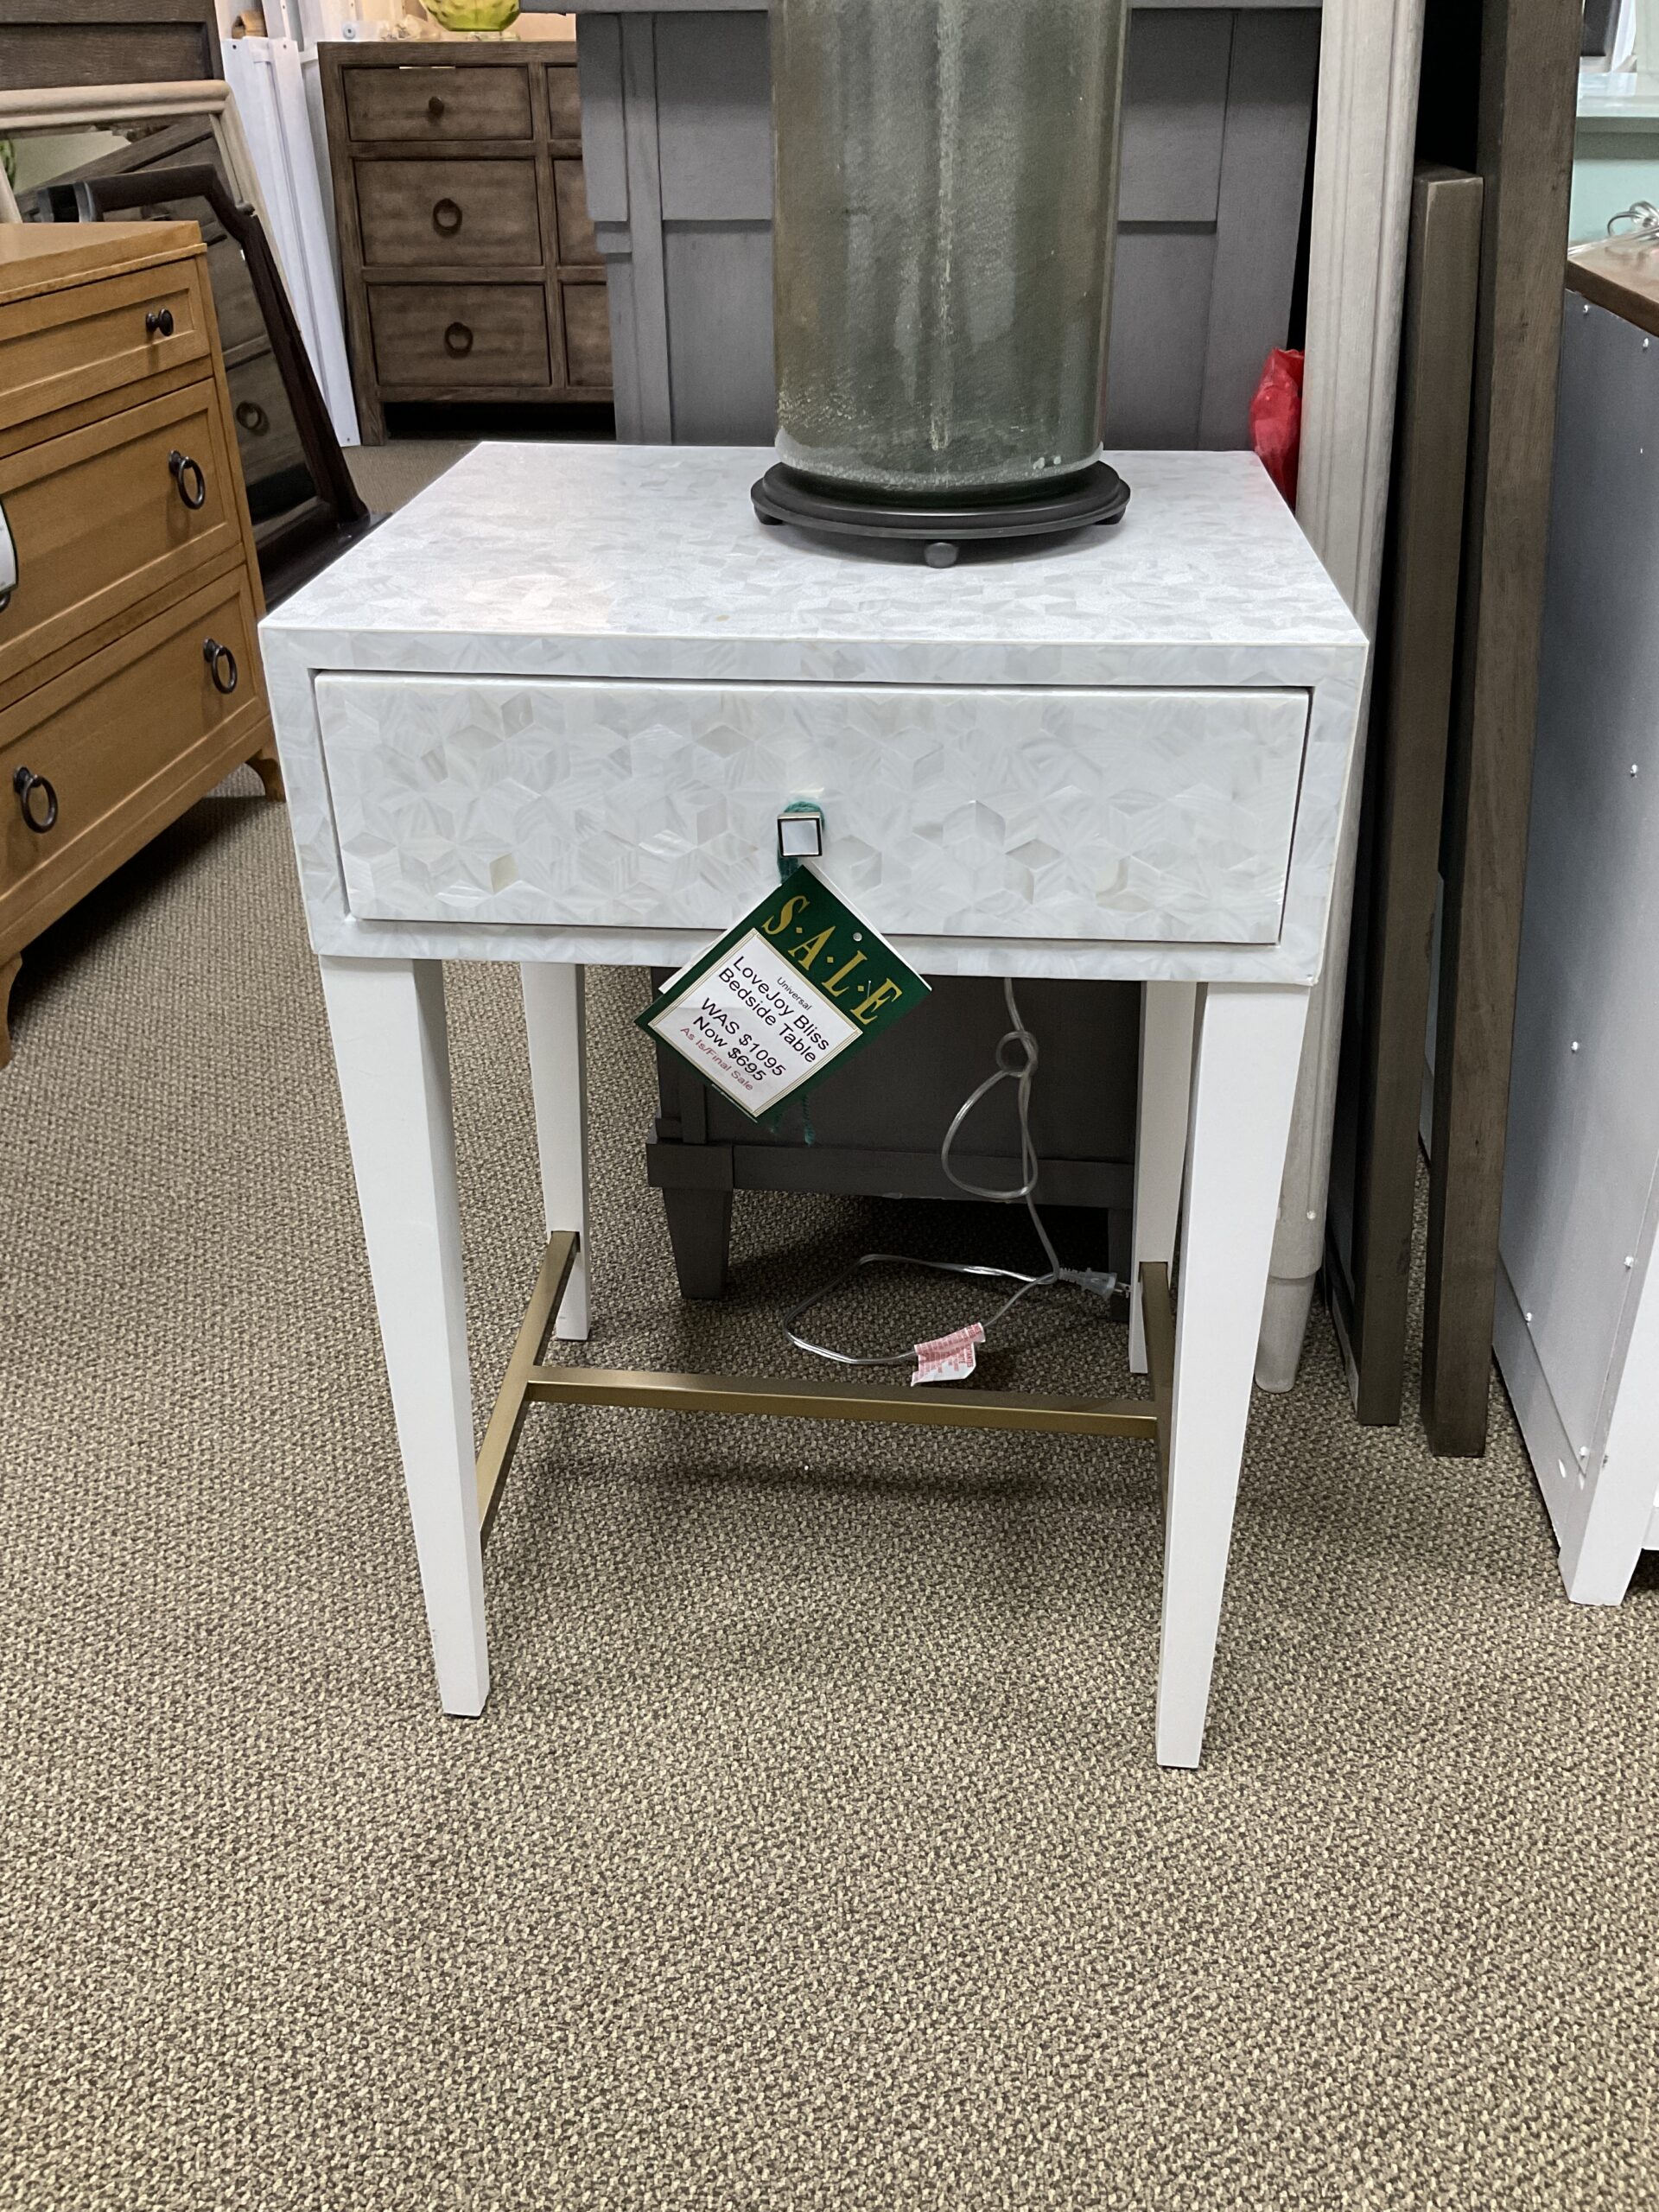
[781,979,1117,1370]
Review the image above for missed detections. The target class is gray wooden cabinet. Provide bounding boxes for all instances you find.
[321,41,613,445]
[563,3,1320,449]
[0,0,221,92]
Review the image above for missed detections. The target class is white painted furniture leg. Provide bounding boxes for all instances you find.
[521,962,591,1342]
[319,955,487,1716]
[1157,982,1311,1769]
[1130,981,1197,1374]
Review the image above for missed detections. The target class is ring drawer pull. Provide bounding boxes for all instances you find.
[428,92,445,118]
[203,637,238,696]
[13,765,58,834]
[443,320,474,357]
[145,306,175,338]
[168,449,207,511]
[432,197,463,237]
[236,401,269,435]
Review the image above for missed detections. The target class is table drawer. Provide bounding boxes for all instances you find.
[355,158,543,270]
[207,230,269,358]
[561,282,612,386]
[368,283,551,388]
[344,60,533,143]
[315,676,1308,944]
[2,570,266,943]
[228,348,309,499]
[0,260,207,439]
[0,380,240,697]
[544,61,582,143]
[553,159,598,264]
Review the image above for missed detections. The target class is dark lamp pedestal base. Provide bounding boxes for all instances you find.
[750,460,1131,565]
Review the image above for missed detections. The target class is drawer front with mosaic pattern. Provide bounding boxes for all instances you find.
[314,674,1309,945]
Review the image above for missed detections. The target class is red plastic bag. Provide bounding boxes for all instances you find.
[1249,347,1304,508]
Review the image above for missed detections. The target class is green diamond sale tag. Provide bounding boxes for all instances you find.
[637,868,930,1124]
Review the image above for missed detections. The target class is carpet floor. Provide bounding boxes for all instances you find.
[3,782,1657,2208]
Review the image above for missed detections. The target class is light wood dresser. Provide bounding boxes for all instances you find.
[321,40,613,445]
[17,121,308,522]
[0,222,276,1068]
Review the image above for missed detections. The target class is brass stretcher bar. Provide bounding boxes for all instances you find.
[476,1233,1174,1541]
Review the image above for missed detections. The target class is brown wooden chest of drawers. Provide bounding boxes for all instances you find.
[16,118,312,543]
[0,223,276,1067]
[321,40,613,444]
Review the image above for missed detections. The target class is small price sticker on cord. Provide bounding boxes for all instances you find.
[639,866,930,1124]
[912,1322,984,1386]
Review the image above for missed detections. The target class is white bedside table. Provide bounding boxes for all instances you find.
[262,443,1366,1768]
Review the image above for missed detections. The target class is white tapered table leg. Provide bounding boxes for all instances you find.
[319,955,487,1716]
[520,962,591,1342]
[1129,980,1197,1374]
[1156,982,1309,1769]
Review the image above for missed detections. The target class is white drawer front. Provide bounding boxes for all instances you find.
[315,676,1308,944]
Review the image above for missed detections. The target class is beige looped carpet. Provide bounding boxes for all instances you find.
[2,779,1656,2212]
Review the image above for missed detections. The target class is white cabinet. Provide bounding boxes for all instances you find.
[1496,281,1659,1602]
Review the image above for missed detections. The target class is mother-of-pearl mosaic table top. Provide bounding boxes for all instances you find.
[266,442,1363,683]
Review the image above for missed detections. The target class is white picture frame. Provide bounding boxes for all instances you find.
[1258,0,1431,1389]
[219,40,360,442]
[0,79,271,235]
[0,73,358,444]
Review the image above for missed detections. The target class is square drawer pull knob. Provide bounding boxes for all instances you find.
[779,806,824,861]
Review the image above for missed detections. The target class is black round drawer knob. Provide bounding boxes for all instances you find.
[236,401,269,435]
[443,321,474,357]
[144,306,175,338]
[428,93,445,118]
[203,638,238,696]
[168,449,207,511]
[432,197,463,237]
[13,765,58,834]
